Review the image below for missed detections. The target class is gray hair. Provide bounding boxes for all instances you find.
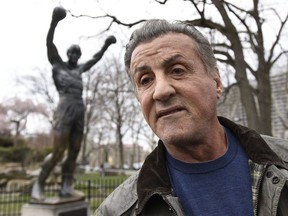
[124,19,217,78]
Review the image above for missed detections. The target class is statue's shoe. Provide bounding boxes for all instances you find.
[31,181,45,200]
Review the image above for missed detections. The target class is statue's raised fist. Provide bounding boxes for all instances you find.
[52,7,66,21]
[105,36,117,45]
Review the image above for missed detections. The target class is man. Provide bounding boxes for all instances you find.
[95,19,288,215]
[31,6,116,200]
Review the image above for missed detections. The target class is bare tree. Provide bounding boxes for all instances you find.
[17,67,57,125]
[0,103,11,136]
[0,98,49,145]
[96,58,138,169]
[80,68,105,164]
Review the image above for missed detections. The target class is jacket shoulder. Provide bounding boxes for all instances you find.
[262,135,288,162]
[94,172,139,216]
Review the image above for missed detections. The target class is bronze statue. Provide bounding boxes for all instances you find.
[31,6,116,200]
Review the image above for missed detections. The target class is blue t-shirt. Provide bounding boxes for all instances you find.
[166,127,254,216]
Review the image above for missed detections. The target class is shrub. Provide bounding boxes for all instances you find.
[0,145,31,163]
[0,136,14,147]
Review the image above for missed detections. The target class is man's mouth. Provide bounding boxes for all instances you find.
[156,106,185,118]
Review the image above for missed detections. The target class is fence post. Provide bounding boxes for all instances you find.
[87,180,91,201]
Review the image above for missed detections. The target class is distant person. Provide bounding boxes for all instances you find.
[94,19,288,215]
[31,6,116,200]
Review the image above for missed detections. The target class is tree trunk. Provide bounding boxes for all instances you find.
[257,68,272,135]
[212,0,262,133]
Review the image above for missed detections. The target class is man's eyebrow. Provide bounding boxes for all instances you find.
[134,65,151,74]
[162,54,183,68]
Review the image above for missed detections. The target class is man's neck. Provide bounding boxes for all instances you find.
[164,124,227,163]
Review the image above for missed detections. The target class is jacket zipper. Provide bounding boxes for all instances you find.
[254,168,266,216]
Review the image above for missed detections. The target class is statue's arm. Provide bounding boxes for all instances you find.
[47,7,66,65]
[80,35,117,73]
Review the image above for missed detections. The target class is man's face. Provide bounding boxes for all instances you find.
[130,33,222,147]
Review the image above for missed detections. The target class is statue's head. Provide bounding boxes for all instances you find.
[67,44,82,65]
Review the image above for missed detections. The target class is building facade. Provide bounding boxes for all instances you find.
[217,72,288,139]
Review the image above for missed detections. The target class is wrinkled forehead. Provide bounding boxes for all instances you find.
[130,33,199,70]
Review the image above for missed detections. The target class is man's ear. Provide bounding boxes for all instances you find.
[215,78,222,99]
[214,70,222,99]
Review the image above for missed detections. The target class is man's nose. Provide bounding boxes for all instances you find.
[152,75,176,101]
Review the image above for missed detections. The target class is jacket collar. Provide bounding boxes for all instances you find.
[136,140,171,214]
[218,116,286,167]
[136,116,286,214]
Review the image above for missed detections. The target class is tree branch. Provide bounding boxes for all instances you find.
[267,12,288,65]
[186,19,227,35]
[225,2,258,54]
[69,10,146,30]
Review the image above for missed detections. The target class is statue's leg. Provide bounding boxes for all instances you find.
[59,130,83,197]
[31,130,69,200]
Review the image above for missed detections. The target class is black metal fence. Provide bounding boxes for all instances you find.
[0,177,127,216]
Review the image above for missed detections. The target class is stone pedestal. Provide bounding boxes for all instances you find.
[21,196,90,216]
